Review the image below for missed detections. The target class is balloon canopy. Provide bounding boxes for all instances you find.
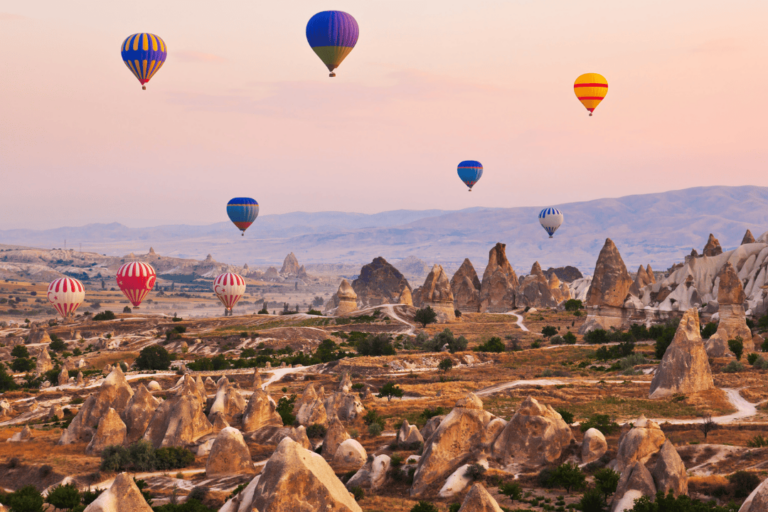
[116,262,156,307]
[227,197,259,236]
[213,272,247,311]
[47,278,85,319]
[539,207,564,238]
[121,33,168,90]
[573,73,608,116]
[457,160,483,191]
[306,11,359,77]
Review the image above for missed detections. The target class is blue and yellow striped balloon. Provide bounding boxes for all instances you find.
[457,160,483,191]
[306,11,359,77]
[121,33,167,90]
[227,198,259,236]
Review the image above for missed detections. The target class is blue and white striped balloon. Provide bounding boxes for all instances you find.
[539,207,564,238]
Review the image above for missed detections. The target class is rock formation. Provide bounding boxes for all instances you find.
[580,239,633,333]
[146,380,161,391]
[332,439,367,469]
[398,419,424,445]
[457,483,504,512]
[649,308,715,398]
[706,262,754,356]
[248,425,312,449]
[548,273,572,304]
[280,252,303,277]
[242,389,283,432]
[29,329,52,345]
[352,257,412,307]
[211,412,230,432]
[121,384,160,443]
[451,258,482,312]
[241,438,363,512]
[338,373,352,393]
[420,415,444,442]
[615,415,666,473]
[479,243,518,313]
[206,427,256,477]
[652,441,688,496]
[83,472,153,512]
[59,366,134,444]
[517,262,559,308]
[57,368,69,386]
[323,416,350,460]
[142,375,212,448]
[209,377,246,425]
[742,229,756,245]
[333,279,358,315]
[35,347,53,376]
[295,384,328,426]
[413,264,456,321]
[740,476,768,512]
[492,396,573,467]
[582,428,608,464]
[611,461,657,512]
[76,372,84,386]
[702,233,723,257]
[543,266,584,283]
[7,426,32,442]
[86,408,127,455]
[324,391,366,422]
[346,454,391,491]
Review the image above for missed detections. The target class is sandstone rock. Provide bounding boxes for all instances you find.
[456,393,484,410]
[451,258,482,312]
[411,395,499,497]
[334,279,358,315]
[740,475,768,512]
[248,425,312,449]
[582,428,608,464]
[332,438,367,469]
[86,408,127,455]
[706,262,754,356]
[615,415,666,473]
[702,234,723,257]
[146,380,161,391]
[58,368,69,386]
[296,385,328,426]
[413,265,456,322]
[649,308,715,399]
[517,262,558,309]
[352,257,412,307]
[0,400,13,419]
[630,265,651,296]
[398,419,424,445]
[35,347,53,376]
[206,426,256,477]
[398,285,414,306]
[208,377,246,425]
[718,261,746,305]
[492,396,573,467]
[611,461,657,512]
[652,440,687,496]
[742,229,756,245]
[338,372,352,393]
[59,366,134,445]
[457,483,504,512]
[83,472,153,512]
[242,389,283,432]
[142,375,212,448]
[29,329,52,345]
[346,454,391,491]
[7,426,32,442]
[211,412,230,432]
[204,376,215,388]
[646,264,657,284]
[420,415,444,442]
[121,384,160,443]
[243,438,363,512]
[324,392,365,422]
[76,372,84,386]
[586,239,633,308]
[323,416,350,460]
[479,243,518,313]
[543,266,584,283]
[195,376,206,397]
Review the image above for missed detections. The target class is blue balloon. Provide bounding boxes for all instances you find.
[306,11,359,77]
[457,161,483,191]
[227,198,259,236]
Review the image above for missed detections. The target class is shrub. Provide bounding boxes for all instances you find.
[410,502,439,512]
[580,414,619,435]
[135,345,172,370]
[11,345,30,358]
[350,486,364,501]
[729,470,760,498]
[564,299,582,311]
[556,408,574,424]
[306,424,327,438]
[594,468,620,499]
[276,395,297,425]
[747,435,768,448]
[747,352,759,365]
[584,329,609,344]
[475,337,505,353]
[155,446,195,470]
[701,322,717,339]
[4,485,45,512]
[464,464,486,481]
[368,423,383,436]
[438,358,453,373]
[93,311,116,321]
[46,483,81,511]
[188,486,209,503]
[762,339,768,352]
[81,488,104,506]
[563,331,577,344]
[630,490,739,511]
[578,487,606,512]
[448,504,461,512]
[454,309,462,318]
[357,334,396,356]
[100,445,130,471]
[728,338,744,360]
[49,338,67,352]
[364,409,386,429]
[123,306,132,314]
[1,363,19,391]
[414,307,438,328]
[531,340,542,349]
[422,329,468,353]
[547,463,586,492]
[378,381,404,401]
[499,481,522,500]
[542,326,558,337]
[550,335,566,345]
[722,361,744,373]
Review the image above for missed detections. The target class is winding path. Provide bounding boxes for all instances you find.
[504,310,529,332]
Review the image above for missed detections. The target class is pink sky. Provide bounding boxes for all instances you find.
[1,0,767,229]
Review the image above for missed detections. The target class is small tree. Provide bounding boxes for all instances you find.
[378,381,404,401]
[564,299,583,311]
[123,306,132,314]
[698,415,718,441]
[728,337,744,360]
[5,485,45,512]
[438,358,453,374]
[414,306,438,328]
[11,345,30,358]
[49,337,67,352]
[135,345,172,371]
[548,462,586,493]
[410,502,439,512]
[46,483,81,511]
[541,325,558,338]
[593,468,620,500]
[563,331,577,344]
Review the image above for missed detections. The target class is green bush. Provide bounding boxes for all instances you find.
[422,329,468,353]
[49,338,67,352]
[578,487,607,512]
[410,502,438,512]
[594,468,620,499]
[3,485,45,512]
[474,337,505,353]
[747,352,759,365]
[0,363,17,391]
[747,435,768,448]
[545,463,586,492]
[580,414,619,435]
[357,334,396,356]
[306,424,327,438]
[134,345,172,371]
[155,446,195,470]
[563,331,577,344]
[45,483,81,511]
[439,358,453,373]
[414,307,437,328]
[368,423,383,436]
[629,490,740,511]
[722,361,744,373]
[350,486,364,501]
[11,345,29,358]
[555,408,574,424]
[93,311,116,321]
[728,338,744,360]
[542,326,558,337]
[464,463,486,480]
[700,322,717,339]
[378,382,404,401]
[729,470,760,498]
[100,441,194,472]
[564,299,583,311]
[499,481,523,500]
[276,395,296,425]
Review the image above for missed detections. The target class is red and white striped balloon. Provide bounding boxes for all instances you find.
[116,262,156,307]
[213,272,246,311]
[47,278,85,319]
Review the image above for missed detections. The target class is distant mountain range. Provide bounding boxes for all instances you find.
[2,186,766,274]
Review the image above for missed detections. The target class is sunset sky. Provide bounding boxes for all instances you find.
[1,0,767,229]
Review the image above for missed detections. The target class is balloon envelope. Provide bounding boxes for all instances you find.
[573,73,608,115]
[227,198,259,235]
[457,160,483,191]
[116,262,156,307]
[47,278,85,319]
[306,11,359,76]
[539,208,564,238]
[121,33,168,90]
[214,273,246,311]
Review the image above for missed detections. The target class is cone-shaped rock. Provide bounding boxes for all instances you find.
[458,483,504,512]
[142,374,212,448]
[586,239,633,307]
[742,229,756,245]
[706,262,754,356]
[209,377,246,425]
[451,259,481,312]
[652,440,688,496]
[242,389,283,432]
[206,426,256,477]
[86,408,126,455]
[517,262,558,308]
[83,472,153,512]
[335,279,358,315]
[702,233,723,257]
[122,384,161,443]
[35,347,53,376]
[352,257,411,307]
[479,243,518,313]
[323,416,350,460]
[413,265,456,321]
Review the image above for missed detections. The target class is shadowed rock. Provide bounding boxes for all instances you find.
[208,377,246,425]
[740,475,768,511]
[86,408,126,455]
[615,415,666,473]
[122,384,161,443]
[517,262,558,308]
[398,419,424,445]
[582,428,608,464]
[611,461,656,512]
[479,243,518,313]
[323,416,350,460]
[451,258,482,312]
[652,440,688,496]
[35,346,53,376]
[352,257,412,307]
[586,239,633,308]
[242,389,283,432]
[332,439,367,469]
[702,233,723,257]
[742,229,756,245]
[458,483,504,512]
[346,454,391,491]
[413,264,456,321]
[142,375,212,448]
[706,262,754,356]
[206,427,256,477]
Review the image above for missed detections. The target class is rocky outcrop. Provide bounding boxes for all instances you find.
[86,408,126,455]
[83,472,153,512]
[742,230,756,245]
[646,265,657,284]
[57,368,69,386]
[630,265,651,296]
[346,454,391,491]
[420,415,444,442]
[649,308,715,399]
[323,416,350,460]
[241,438,363,512]
[451,259,482,312]
[248,425,311,449]
[517,262,558,308]
[76,371,84,386]
[209,377,246,425]
[479,243,518,313]
[352,257,412,307]
[543,266,584,283]
[142,375,212,448]
[59,366,134,445]
[334,279,358,315]
[580,239,633,333]
[206,427,256,477]
[702,234,723,257]
[332,439,367,469]
[35,347,53,376]
[7,426,32,442]
[652,441,687,496]
[457,483,504,512]
[296,385,328,426]
[411,394,501,497]
[280,252,304,277]
[615,415,666,473]
[548,273,571,304]
[121,384,160,443]
[492,396,573,467]
[29,329,52,345]
[324,392,366,422]
[398,419,424,445]
[706,262,754,356]
[582,428,608,464]
[740,476,768,512]
[242,389,283,432]
[413,265,456,322]
[611,462,657,512]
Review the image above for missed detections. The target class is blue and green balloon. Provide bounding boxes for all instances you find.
[227,198,259,236]
[306,11,359,77]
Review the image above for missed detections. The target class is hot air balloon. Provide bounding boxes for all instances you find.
[121,33,168,90]
[539,208,564,238]
[573,73,608,116]
[227,198,259,236]
[457,161,483,192]
[116,262,156,307]
[306,11,359,77]
[213,273,246,314]
[47,278,85,320]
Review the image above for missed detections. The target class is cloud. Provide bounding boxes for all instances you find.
[691,38,741,54]
[0,12,25,21]
[174,50,227,63]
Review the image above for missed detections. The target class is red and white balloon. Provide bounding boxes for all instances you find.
[47,278,85,319]
[214,272,246,311]
[116,262,156,307]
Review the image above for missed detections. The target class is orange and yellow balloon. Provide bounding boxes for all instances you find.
[573,73,608,116]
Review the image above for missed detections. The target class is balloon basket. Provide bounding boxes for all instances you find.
[329,72,336,77]
[142,85,146,91]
